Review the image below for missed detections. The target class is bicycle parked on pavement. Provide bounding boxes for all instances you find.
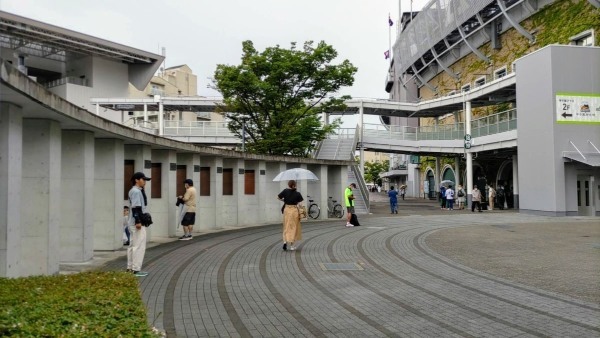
[328,197,344,218]
[307,196,320,219]
[306,196,344,219]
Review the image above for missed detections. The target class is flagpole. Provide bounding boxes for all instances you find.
[399,0,402,33]
[388,12,392,64]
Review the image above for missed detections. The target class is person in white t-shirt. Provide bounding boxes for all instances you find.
[445,185,455,210]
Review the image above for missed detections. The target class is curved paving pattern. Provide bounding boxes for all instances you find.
[105,214,600,337]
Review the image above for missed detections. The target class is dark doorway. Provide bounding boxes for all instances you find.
[176,165,187,197]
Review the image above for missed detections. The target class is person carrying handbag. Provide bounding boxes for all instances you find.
[127,172,151,277]
[277,180,304,251]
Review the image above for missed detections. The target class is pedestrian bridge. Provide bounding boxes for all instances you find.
[126,107,518,157]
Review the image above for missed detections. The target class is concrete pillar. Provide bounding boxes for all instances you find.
[317,165,328,219]
[220,158,242,227]
[435,157,441,196]
[454,156,461,187]
[197,156,222,230]
[465,101,473,206]
[265,162,286,224]
[60,131,95,263]
[94,139,124,251]
[256,160,267,222]
[176,153,200,235]
[143,104,148,123]
[21,119,62,276]
[158,102,164,136]
[297,164,309,203]
[234,159,250,227]
[0,103,23,277]
[151,149,177,237]
[512,154,519,209]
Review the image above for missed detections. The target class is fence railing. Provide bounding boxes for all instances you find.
[471,109,517,137]
[45,77,90,88]
[359,108,517,142]
[163,121,236,137]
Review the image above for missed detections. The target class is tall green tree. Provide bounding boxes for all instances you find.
[364,160,389,186]
[213,40,357,156]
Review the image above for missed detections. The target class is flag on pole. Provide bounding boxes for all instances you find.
[388,15,394,26]
[384,50,390,59]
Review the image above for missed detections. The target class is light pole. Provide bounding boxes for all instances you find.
[241,118,247,153]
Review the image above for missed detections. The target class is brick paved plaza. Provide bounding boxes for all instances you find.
[103,197,600,337]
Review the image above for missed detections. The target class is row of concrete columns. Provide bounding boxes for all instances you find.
[1,103,348,278]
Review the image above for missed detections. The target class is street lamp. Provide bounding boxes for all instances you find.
[241,118,247,153]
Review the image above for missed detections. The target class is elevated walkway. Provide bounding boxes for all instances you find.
[350,109,518,155]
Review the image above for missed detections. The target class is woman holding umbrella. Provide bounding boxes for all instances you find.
[277,180,304,251]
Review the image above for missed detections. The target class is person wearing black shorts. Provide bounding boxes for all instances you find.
[178,179,196,240]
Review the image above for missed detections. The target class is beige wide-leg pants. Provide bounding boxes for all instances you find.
[127,226,147,271]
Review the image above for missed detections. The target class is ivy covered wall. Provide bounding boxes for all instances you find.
[417,0,599,179]
[418,0,599,128]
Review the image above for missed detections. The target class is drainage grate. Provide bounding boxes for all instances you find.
[320,263,364,271]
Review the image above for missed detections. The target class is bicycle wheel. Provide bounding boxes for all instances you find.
[308,204,320,219]
[333,204,344,218]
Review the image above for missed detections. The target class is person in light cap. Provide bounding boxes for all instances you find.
[178,179,196,240]
[127,172,151,277]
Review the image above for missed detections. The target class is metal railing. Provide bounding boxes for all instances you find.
[163,121,236,137]
[350,165,370,211]
[45,77,90,88]
[358,108,517,142]
[362,124,418,140]
[417,123,465,140]
[471,109,517,137]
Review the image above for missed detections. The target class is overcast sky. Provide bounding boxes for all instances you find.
[1,0,428,124]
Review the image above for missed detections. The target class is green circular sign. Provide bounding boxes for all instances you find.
[464,134,472,141]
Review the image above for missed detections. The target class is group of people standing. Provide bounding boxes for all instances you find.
[440,184,507,212]
[439,185,465,210]
[123,172,197,277]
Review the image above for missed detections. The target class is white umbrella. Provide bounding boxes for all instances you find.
[440,180,454,187]
[273,168,319,181]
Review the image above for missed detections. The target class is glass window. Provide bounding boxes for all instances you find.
[570,29,595,46]
[474,77,486,87]
[494,67,507,79]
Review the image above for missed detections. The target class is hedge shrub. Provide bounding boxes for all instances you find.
[0,271,160,337]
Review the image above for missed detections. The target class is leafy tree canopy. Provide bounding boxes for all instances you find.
[364,160,389,186]
[213,40,357,156]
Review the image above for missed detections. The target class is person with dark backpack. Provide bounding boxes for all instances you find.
[496,186,506,210]
[456,184,466,210]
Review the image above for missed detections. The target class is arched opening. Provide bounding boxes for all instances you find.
[442,166,455,186]
[497,160,514,208]
[425,168,436,199]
